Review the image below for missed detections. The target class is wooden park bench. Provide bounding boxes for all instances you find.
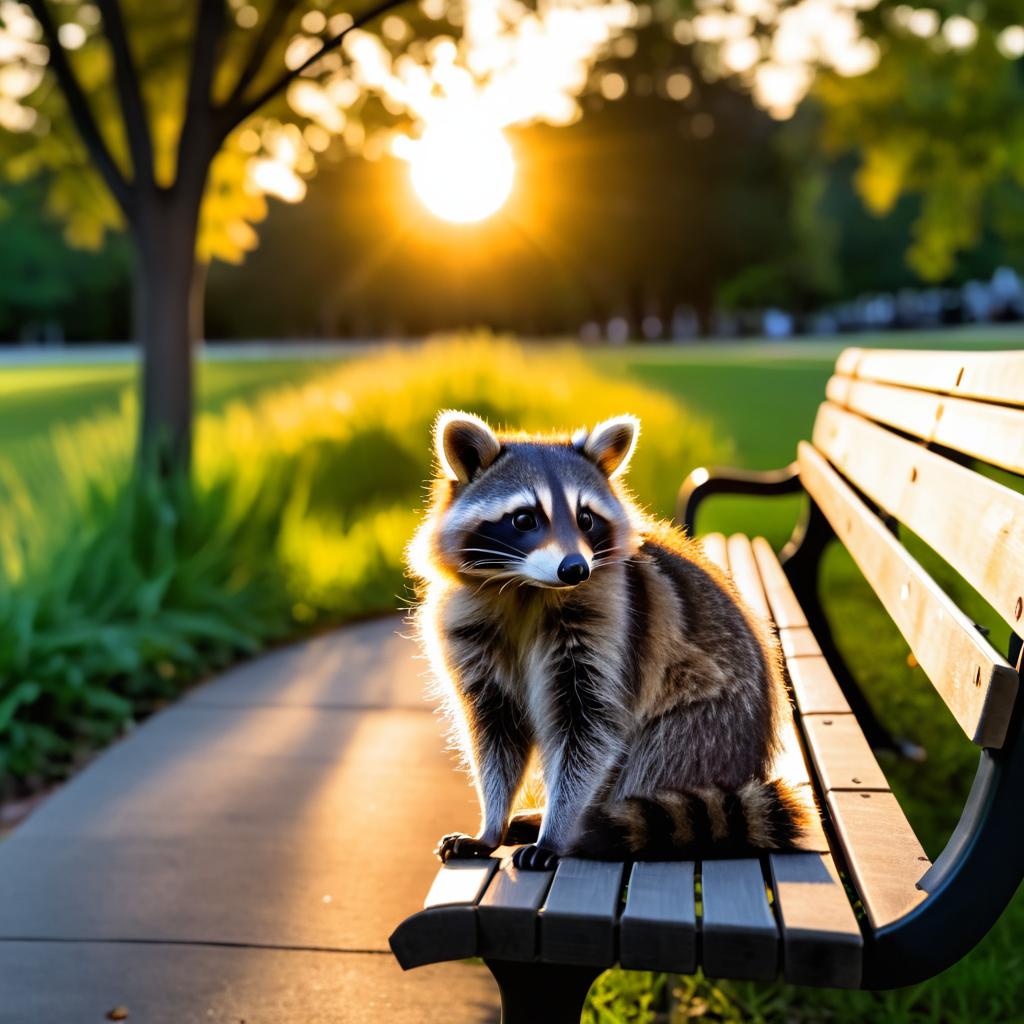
[389,347,1024,1022]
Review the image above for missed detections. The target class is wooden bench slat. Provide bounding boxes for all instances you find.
[801,714,890,793]
[836,346,1024,408]
[772,721,830,853]
[540,858,623,966]
[752,537,808,628]
[827,790,931,930]
[744,536,883,987]
[785,656,851,715]
[780,626,822,660]
[700,858,779,980]
[798,441,1018,748]
[423,859,499,908]
[826,375,1024,476]
[477,861,555,961]
[719,536,829,853]
[826,374,939,443]
[750,545,851,714]
[726,533,773,622]
[814,400,1024,636]
[619,861,697,973]
[767,852,862,988]
[700,532,729,573]
[699,536,794,983]
[389,859,500,969]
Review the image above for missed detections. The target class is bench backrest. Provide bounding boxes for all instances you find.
[805,347,1024,748]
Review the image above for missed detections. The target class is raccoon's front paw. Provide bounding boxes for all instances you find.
[435,833,496,864]
[511,844,560,871]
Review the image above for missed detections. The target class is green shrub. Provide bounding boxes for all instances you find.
[0,334,729,788]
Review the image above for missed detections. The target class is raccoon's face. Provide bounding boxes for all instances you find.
[428,411,640,590]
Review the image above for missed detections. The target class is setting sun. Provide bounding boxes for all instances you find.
[407,122,515,224]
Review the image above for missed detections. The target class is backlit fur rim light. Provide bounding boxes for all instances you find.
[575,414,641,479]
[434,409,500,483]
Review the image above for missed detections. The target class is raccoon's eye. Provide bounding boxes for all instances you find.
[577,509,594,532]
[512,509,538,532]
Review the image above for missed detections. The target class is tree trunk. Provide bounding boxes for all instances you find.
[133,192,203,473]
[189,259,208,345]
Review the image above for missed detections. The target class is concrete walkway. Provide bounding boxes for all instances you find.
[0,617,499,1023]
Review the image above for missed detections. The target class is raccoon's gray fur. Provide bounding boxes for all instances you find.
[407,410,807,869]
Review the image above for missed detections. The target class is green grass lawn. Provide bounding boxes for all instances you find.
[0,357,332,458]
[2,332,1022,1022]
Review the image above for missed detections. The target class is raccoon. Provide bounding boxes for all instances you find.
[407,410,807,870]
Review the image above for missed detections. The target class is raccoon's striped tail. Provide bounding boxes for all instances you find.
[570,779,808,860]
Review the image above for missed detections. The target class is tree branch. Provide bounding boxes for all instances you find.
[96,0,155,189]
[221,0,411,137]
[224,0,301,111]
[25,0,133,215]
[176,0,227,189]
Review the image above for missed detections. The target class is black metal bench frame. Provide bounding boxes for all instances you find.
[683,463,1024,989]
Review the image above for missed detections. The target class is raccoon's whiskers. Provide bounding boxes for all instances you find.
[592,557,631,571]
[459,536,527,557]
[465,570,522,598]
[456,547,527,562]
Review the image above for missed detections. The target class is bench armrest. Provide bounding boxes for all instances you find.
[676,462,802,535]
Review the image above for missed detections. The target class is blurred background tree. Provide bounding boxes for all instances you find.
[4,0,1024,467]
[0,0,630,468]
[209,1,1024,338]
[1,0,405,467]
[676,0,1024,280]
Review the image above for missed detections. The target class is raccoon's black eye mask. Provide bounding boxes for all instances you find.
[460,503,614,574]
[581,509,614,557]
[466,511,547,567]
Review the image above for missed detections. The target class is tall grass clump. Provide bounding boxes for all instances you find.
[0,334,730,789]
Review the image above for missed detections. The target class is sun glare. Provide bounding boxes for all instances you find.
[408,122,515,224]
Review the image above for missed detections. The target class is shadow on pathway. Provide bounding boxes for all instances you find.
[0,616,498,1023]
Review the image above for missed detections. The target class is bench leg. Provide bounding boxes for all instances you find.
[484,959,602,1024]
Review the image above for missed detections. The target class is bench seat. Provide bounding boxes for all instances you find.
[390,532,927,990]
[390,347,1024,1022]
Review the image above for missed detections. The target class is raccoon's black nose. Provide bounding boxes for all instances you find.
[558,554,590,585]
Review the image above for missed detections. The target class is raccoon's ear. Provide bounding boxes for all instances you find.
[576,415,639,478]
[435,410,501,484]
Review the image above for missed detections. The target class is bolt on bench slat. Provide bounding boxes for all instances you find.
[827,790,931,930]
[802,714,890,793]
